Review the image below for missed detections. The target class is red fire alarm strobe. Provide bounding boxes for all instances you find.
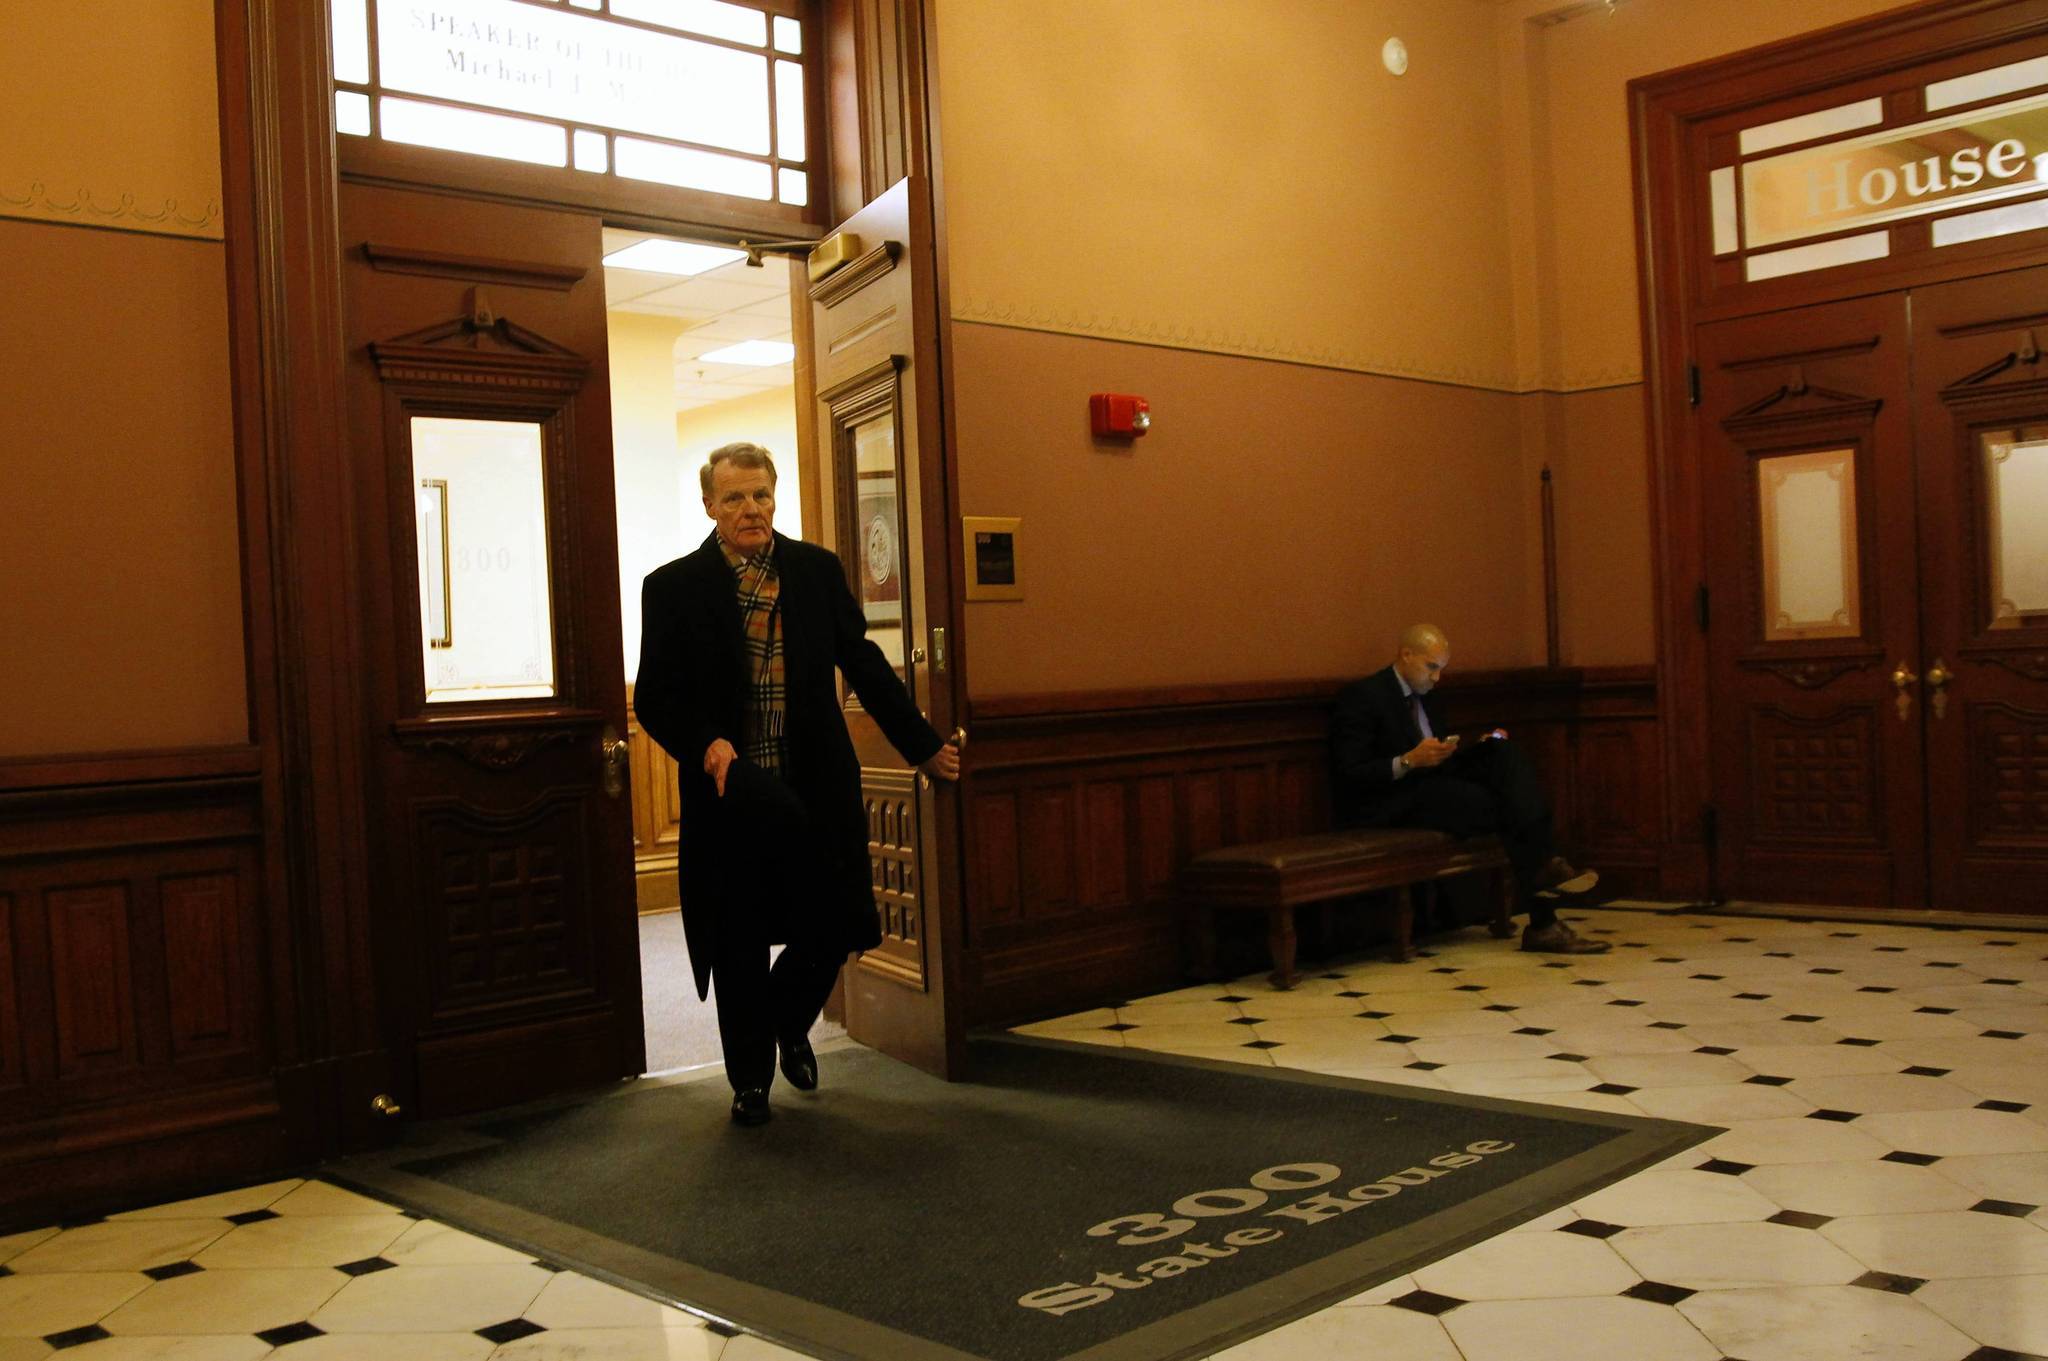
[1089,392,1151,438]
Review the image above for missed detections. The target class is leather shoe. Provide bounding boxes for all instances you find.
[779,1036,819,1092]
[730,1088,771,1126]
[1521,921,1612,954]
[1534,856,1600,898]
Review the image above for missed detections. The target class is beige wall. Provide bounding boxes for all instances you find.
[933,0,1912,688]
[0,1,244,757]
[675,386,802,544]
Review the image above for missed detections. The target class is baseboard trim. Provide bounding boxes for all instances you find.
[1601,897,2048,934]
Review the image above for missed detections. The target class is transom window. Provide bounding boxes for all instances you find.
[332,0,812,206]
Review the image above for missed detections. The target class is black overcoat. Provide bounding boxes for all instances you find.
[635,531,943,1001]
[1329,664,1444,827]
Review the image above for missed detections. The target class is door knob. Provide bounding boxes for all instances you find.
[601,725,629,799]
[370,1093,403,1119]
[1890,662,1917,723]
[1925,658,1952,720]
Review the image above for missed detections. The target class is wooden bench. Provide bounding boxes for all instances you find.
[1178,829,1517,989]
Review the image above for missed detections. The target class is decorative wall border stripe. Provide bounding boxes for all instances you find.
[1,181,224,241]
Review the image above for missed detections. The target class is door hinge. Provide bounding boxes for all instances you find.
[1688,363,1701,407]
[1695,583,1710,633]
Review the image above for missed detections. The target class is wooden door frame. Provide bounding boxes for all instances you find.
[214,0,963,1157]
[1628,0,2048,903]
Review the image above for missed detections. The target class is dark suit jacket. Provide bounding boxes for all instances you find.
[1329,664,1443,827]
[635,531,943,1000]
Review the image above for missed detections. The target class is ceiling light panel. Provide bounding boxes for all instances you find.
[696,340,796,366]
[602,239,748,276]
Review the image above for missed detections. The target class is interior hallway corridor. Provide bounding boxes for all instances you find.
[2,906,2044,1360]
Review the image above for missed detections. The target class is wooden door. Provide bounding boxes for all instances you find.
[805,177,965,1078]
[1911,265,2048,915]
[339,182,644,1119]
[1697,293,1928,906]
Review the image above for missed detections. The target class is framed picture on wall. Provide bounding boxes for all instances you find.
[858,473,901,623]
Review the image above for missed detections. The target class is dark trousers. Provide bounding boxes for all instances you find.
[1387,740,1562,927]
[707,763,848,1093]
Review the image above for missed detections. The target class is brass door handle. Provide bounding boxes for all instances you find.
[1891,662,1917,722]
[370,1093,403,1119]
[1925,657,1951,719]
[601,725,629,799]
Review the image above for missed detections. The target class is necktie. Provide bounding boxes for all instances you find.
[1410,694,1427,744]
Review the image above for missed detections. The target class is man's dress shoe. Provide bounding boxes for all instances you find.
[779,1037,819,1092]
[730,1088,771,1126]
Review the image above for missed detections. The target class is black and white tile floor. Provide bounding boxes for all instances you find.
[2,905,2043,1359]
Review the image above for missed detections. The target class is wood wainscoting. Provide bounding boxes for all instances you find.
[0,747,287,1224]
[959,667,1662,1028]
[625,686,682,913]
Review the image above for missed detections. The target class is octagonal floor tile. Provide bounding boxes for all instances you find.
[1570,1167,1781,1226]
[1443,1295,1720,1361]
[1857,1108,2048,1157]
[7,1220,229,1274]
[307,1262,552,1334]
[195,1214,410,1269]
[1915,1273,2048,1354]
[493,1326,726,1360]
[379,1221,533,1267]
[1723,1043,1906,1080]
[1742,1158,1978,1216]
[108,1181,303,1224]
[1782,1072,1980,1114]
[1697,1116,1891,1165]
[1822,1209,2048,1279]
[1943,1064,2048,1105]
[1582,1052,1752,1089]
[1628,1082,1810,1124]
[1413,1229,1639,1300]
[1432,1059,1597,1097]
[1212,1303,1462,1360]
[259,1333,493,1361]
[100,1267,346,1336]
[1610,1221,1867,1290]
[1933,1151,2048,1206]
[0,1272,150,1338]
[269,1183,403,1218]
[1677,1283,1977,1361]
[523,1272,699,1329]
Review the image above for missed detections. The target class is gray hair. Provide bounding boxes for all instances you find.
[700,441,779,496]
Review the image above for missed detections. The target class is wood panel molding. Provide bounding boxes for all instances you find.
[958,667,1661,1026]
[360,241,586,290]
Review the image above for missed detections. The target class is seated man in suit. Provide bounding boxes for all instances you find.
[1331,624,1608,955]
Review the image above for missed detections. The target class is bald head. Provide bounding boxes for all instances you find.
[1394,624,1450,694]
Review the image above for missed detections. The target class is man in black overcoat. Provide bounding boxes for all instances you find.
[636,442,960,1125]
[1330,624,1608,954]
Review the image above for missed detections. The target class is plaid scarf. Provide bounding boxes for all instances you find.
[722,538,786,772]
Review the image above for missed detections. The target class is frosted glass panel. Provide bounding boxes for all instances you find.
[1758,447,1861,641]
[332,0,370,84]
[1981,430,2048,628]
[615,137,772,198]
[776,61,806,161]
[411,418,557,702]
[609,0,766,46]
[381,98,567,167]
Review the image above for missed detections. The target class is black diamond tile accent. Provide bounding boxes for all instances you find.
[1746,1074,1794,1086]
[1242,1039,1282,1050]
[1829,931,1860,938]
[1851,1270,1927,1295]
[1483,1004,1519,1012]
[1764,951,1794,958]
[1589,1082,1638,1095]
[1987,940,2019,946]
[1608,999,1646,1007]
[1454,984,1487,992]
[1406,1060,1443,1071]
[1727,937,1757,943]
[1807,1109,1860,1123]
[1837,1037,1881,1047]
[1655,957,1685,963]
[143,1260,203,1281]
[1916,1006,1957,1015]
[1227,1016,1263,1026]
[1987,979,2023,986]
[1559,1218,1625,1238]
[1970,1198,2038,1218]
[1690,973,1726,981]
[531,1259,563,1272]
[1321,972,1346,980]
[1697,1158,1755,1175]
[1695,1045,1737,1055]
[1810,967,1843,975]
[1547,1052,1591,1062]
[1875,945,1907,952]
[1432,966,1460,975]
[43,1325,111,1351]
[1903,1065,1951,1077]
[0,1265,11,1279]
[1927,961,1964,968]
[1514,1026,1555,1036]
[1962,1347,2048,1361]
[338,1256,397,1277]
[1380,1034,1420,1044]
[1102,1022,1137,1032]
[1858,986,1897,993]
[1337,990,1368,999]
[1734,992,1772,1001]
[1783,1014,1824,1023]
[477,1319,547,1345]
[1216,994,1251,1004]
[1573,978,1607,987]
[1622,1280,1695,1305]
[1649,1021,1686,1030]
[706,1321,741,1337]
[1360,1010,1392,1020]
[1883,1150,1942,1166]
[1979,1099,2031,1113]
[1984,1030,2028,1039]
[255,1322,326,1347]
[225,1208,280,1226]
[1768,1209,1834,1229]
[1389,1288,1466,1315]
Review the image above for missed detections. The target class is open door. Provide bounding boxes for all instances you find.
[340,182,645,1121]
[804,177,966,1078]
